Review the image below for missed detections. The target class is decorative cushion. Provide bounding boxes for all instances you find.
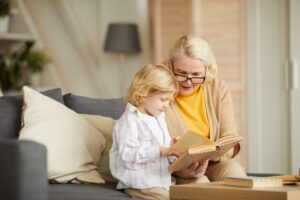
[81,114,118,183]
[63,93,126,120]
[0,88,64,139]
[19,86,106,184]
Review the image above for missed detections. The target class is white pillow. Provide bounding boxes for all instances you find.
[19,86,106,184]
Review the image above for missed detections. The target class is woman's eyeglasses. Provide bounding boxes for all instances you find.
[172,62,206,84]
[173,74,205,84]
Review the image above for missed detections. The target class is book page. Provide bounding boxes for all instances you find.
[171,131,214,153]
[215,134,242,146]
[209,140,240,160]
[223,176,283,188]
[168,149,215,172]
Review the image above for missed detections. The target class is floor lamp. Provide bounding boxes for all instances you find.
[103,23,141,94]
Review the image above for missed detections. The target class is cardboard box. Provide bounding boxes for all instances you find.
[170,182,300,200]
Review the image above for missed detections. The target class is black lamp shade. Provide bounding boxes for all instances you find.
[104,23,141,53]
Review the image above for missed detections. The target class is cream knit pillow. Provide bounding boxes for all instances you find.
[19,86,106,184]
[81,114,118,182]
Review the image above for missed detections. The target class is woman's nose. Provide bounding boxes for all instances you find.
[183,78,193,85]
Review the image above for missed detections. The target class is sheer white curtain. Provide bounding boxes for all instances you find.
[18,0,105,97]
[17,0,150,98]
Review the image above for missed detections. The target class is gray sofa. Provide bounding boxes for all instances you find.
[0,88,133,200]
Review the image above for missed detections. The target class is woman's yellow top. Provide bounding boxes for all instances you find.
[176,86,210,138]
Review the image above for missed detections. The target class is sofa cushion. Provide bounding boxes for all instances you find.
[63,93,126,120]
[19,86,106,184]
[49,183,132,200]
[0,88,64,139]
[81,114,118,183]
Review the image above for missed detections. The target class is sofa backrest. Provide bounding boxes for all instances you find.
[0,88,64,139]
[63,93,126,120]
[0,88,126,139]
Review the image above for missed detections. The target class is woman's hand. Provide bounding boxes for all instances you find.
[174,160,209,178]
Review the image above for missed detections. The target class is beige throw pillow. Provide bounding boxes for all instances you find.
[81,114,118,182]
[19,86,106,184]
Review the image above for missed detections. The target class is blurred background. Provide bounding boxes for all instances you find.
[0,0,299,175]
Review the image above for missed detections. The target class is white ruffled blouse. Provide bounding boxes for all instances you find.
[109,103,172,190]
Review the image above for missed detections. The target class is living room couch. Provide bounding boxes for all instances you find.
[0,88,133,200]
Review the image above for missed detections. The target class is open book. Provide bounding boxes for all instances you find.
[168,131,242,172]
[223,176,283,188]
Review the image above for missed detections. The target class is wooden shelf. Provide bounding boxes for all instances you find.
[0,32,34,42]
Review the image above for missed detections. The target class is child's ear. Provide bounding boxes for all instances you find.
[137,94,145,101]
[136,94,145,105]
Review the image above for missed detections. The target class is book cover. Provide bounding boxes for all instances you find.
[168,131,242,172]
[223,176,283,188]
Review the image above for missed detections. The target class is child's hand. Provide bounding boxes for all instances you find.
[172,136,181,145]
[160,147,180,157]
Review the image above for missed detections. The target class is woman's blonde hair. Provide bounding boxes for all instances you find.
[166,34,218,84]
[125,64,178,106]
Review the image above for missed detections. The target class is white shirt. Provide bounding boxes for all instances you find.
[109,103,172,190]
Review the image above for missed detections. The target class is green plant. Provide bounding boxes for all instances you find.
[0,41,50,91]
[0,0,10,18]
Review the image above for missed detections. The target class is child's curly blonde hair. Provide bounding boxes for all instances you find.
[125,64,178,106]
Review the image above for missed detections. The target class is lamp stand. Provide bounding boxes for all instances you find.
[119,53,126,94]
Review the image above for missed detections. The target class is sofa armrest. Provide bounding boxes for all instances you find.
[0,139,48,200]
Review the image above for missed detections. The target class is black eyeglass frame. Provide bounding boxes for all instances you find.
[171,62,206,84]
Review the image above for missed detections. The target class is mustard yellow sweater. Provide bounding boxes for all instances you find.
[176,86,210,138]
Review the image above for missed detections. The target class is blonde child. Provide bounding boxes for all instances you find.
[109,64,179,200]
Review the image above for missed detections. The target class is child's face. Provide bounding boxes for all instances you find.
[138,91,174,117]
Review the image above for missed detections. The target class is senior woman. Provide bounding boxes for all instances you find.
[163,35,246,183]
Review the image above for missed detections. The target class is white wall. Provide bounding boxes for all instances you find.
[246,0,295,174]
[289,0,300,174]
